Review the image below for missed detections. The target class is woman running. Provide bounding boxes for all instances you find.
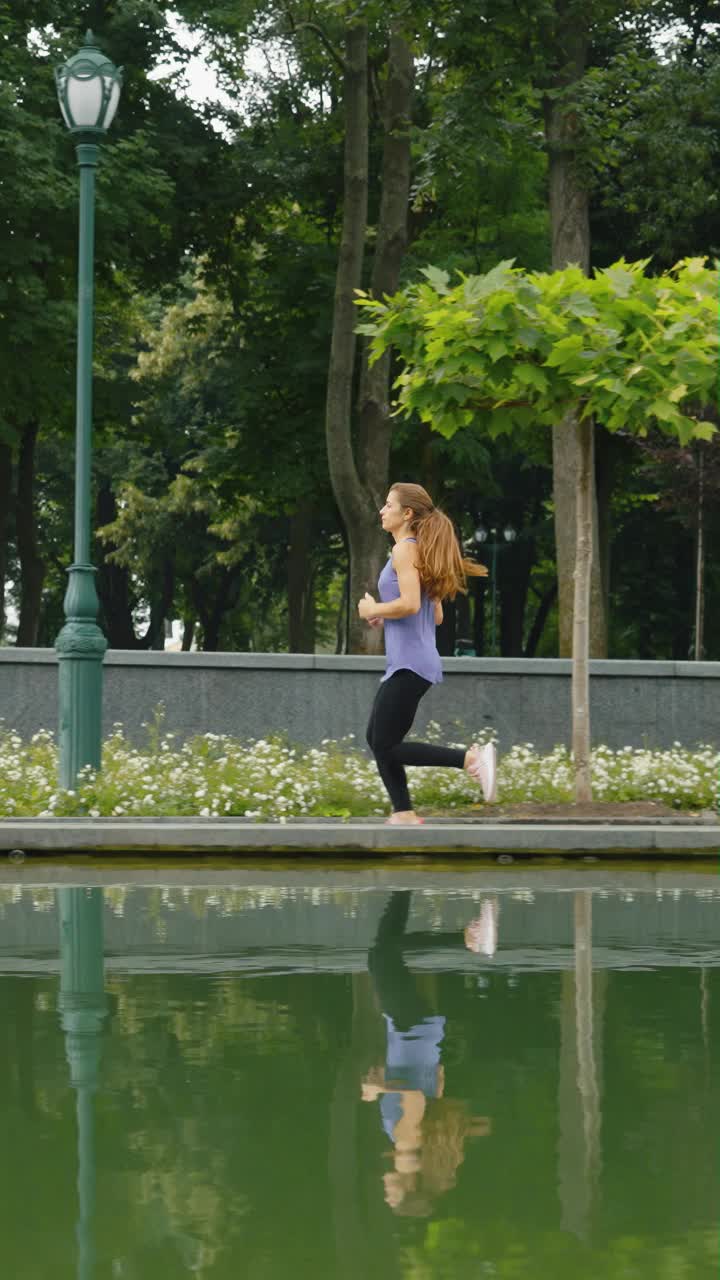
[358,482,497,826]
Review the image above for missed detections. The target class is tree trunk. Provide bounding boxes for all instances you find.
[543,5,607,659]
[288,502,316,652]
[181,616,195,651]
[15,421,45,647]
[552,410,607,660]
[336,570,349,654]
[356,28,414,509]
[325,22,414,654]
[471,574,487,655]
[543,3,601,800]
[190,568,238,652]
[694,442,705,660]
[95,482,140,649]
[524,582,558,657]
[324,21,372,652]
[0,441,12,640]
[671,532,693,659]
[499,538,535,656]
[455,590,471,651]
[572,416,593,802]
[142,557,174,651]
[436,599,456,656]
[594,426,616,635]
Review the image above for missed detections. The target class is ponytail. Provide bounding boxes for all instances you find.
[389,482,485,602]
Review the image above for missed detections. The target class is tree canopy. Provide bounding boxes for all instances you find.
[357,257,718,445]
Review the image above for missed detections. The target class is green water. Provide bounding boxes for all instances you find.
[0,879,718,1279]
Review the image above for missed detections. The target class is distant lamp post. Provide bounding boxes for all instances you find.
[54,33,122,788]
[474,519,517,654]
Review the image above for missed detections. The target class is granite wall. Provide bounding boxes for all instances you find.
[2,649,719,753]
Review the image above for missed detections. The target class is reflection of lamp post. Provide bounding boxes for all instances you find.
[58,888,107,1280]
[54,33,123,789]
[473,519,517,655]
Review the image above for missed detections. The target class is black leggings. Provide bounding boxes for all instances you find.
[366,669,465,813]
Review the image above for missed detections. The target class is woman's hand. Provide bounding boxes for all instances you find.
[358,592,379,620]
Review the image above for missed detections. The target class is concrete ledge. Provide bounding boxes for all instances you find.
[4,649,720,676]
[0,818,717,856]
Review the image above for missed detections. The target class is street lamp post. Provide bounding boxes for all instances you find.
[54,33,122,789]
[473,518,517,655]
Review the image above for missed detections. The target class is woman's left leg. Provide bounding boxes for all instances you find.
[392,741,465,769]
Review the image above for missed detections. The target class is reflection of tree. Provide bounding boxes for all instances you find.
[602,963,718,1243]
[13,972,37,1118]
[700,966,710,1078]
[329,974,378,1280]
[398,1219,719,1279]
[101,977,289,1275]
[557,890,604,1242]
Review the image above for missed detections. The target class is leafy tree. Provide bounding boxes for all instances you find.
[579,48,720,267]
[358,256,717,797]
[98,250,341,650]
[0,1,236,643]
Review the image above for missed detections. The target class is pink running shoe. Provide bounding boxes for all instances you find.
[467,742,497,804]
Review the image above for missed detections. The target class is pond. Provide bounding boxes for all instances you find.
[1,869,718,1280]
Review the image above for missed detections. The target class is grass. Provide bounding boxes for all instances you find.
[0,721,718,820]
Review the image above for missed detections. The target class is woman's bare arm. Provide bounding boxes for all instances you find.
[358,541,421,620]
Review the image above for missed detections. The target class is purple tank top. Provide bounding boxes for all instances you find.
[377,539,443,685]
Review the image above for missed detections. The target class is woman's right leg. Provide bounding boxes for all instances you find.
[366,671,497,810]
[367,671,430,813]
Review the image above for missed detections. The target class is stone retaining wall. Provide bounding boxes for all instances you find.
[2,649,718,753]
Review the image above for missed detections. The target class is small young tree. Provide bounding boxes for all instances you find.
[357,257,718,800]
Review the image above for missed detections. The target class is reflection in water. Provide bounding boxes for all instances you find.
[0,881,717,1279]
[464,895,500,957]
[557,891,604,1241]
[363,892,491,1217]
[58,888,107,1280]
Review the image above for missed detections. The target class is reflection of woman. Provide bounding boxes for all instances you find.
[361,892,491,1216]
[465,896,500,958]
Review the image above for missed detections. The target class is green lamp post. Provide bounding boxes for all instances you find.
[54,32,123,789]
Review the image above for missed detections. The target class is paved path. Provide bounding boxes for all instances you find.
[0,817,718,856]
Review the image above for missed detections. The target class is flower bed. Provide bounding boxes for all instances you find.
[0,724,717,819]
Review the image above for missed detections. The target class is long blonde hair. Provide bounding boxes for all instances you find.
[390,482,484,602]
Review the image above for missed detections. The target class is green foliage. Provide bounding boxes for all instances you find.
[578,48,720,266]
[96,249,340,649]
[5,0,720,657]
[358,257,718,446]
